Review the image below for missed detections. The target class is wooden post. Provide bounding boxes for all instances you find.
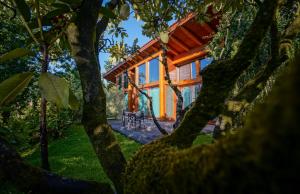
[128,71,133,111]
[159,54,166,118]
[196,59,201,78]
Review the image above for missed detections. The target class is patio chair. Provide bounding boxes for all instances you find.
[135,111,145,129]
[127,112,136,129]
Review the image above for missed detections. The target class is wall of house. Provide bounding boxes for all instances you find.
[115,51,213,120]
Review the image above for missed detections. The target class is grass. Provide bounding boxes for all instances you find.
[1,125,212,193]
[23,125,141,183]
[193,133,213,145]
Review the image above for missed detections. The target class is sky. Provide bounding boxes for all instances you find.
[98,14,151,73]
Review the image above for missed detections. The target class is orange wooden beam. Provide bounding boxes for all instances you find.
[170,36,189,52]
[201,23,214,37]
[172,46,207,65]
[152,46,159,52]
[181,26,203,46]
[136,55,143,61]
[168,46,179,56]
[142,50,151,57]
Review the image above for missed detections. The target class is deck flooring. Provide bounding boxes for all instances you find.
[108,119,215,144]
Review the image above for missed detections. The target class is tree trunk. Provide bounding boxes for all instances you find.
[161,0,279,148]
[39,43,50,170]
[126,73,168,135]
[66,0,126,193]
[124,51,300,194]
[0,137,114,194]
[160,43,184,129]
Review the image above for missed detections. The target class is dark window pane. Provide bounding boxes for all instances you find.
[118,75,122,90]
[191,62,197,79]
[200,57,213,71]
[123,73,128,89]
[149,58,159,82]
[139,64,146,85]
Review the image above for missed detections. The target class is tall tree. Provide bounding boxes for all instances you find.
[1,0,300,193]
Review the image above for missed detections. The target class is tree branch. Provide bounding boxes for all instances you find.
[160,43,184,129]
[124,56,300,193]
[95,0,119,58]
[66,0,126,193]
[161,0,280,148]
[125,71,168,135]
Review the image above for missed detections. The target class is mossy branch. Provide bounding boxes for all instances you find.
[125,71,168,135]
[161,0,280,148]
[124,48,300,194]
[160,43,185,129]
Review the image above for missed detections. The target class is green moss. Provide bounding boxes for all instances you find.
[124,55,300,193]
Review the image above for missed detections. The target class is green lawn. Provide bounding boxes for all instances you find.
[1,125,212,193]
[22,125,141,183]
[193,133,213,145]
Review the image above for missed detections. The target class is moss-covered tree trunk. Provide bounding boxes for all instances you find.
[2,1,300,194]
[124,44,300,194]
[163,0,279,148]
[66,0,126,193]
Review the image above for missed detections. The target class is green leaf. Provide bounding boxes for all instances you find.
[99,7,117,19]
[119,4,130,20]
[0,48,34,63]
[58,0,82,8]
[44,8,70,23]
[52,2,70,10]
[159,31,169,44]
[0,72,34,107]
[69,89,80,110]
[39,73,69,108]
[14,0,31,21]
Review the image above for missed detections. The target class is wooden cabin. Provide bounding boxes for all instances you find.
[103,14,219,120]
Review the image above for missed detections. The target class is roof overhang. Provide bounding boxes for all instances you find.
[104,11,219,83]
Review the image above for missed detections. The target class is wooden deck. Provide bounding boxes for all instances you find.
[108,119,215,144]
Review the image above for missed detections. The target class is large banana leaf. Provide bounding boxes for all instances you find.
[0,72,34,107]
[39,73,69,109]
[0,48,34,63]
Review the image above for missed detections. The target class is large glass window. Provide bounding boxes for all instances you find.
[139,90,148,116]
[182,87,191,108]
[149,87,160,117]
[138,64,146,85]
[118,75,122,90]
[123,73,128,89]
[200,57,213,71]
[191,62,197,79]
[149,58,159,83]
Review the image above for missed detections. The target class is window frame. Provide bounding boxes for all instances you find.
[138,63,146,85]
[149,57,160,83]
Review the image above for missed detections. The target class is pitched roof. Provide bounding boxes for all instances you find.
[103,12,219,83]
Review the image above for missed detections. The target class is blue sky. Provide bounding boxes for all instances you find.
[99,14,151,73]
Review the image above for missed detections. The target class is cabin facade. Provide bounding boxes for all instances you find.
[103,14,218,120]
